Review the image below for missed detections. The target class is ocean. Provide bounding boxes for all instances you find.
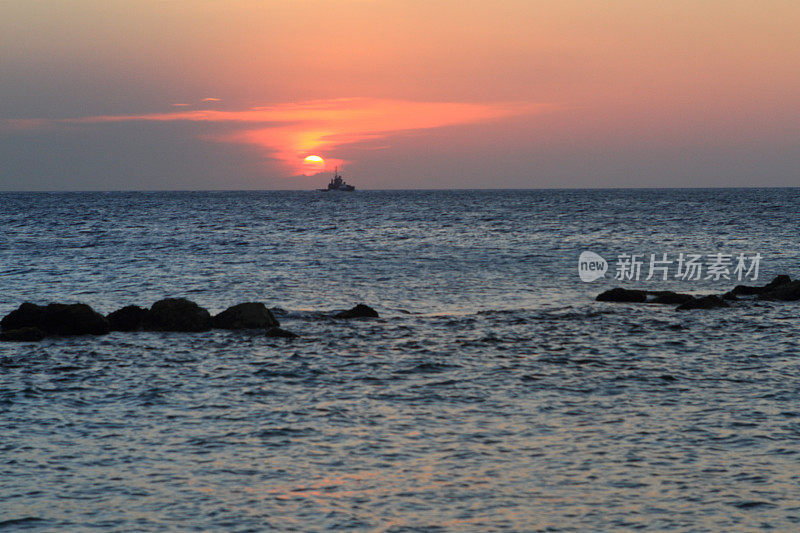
[2,189,800,531]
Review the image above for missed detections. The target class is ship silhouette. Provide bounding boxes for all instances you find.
[318,167,355,191]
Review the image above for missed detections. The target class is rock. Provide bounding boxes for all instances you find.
[730,285,762,296]
[732,275,792,296]
[760,280,800,301]
[765,275,792,290]
[0,302,43,331]
[145,298,211,332]
[265,326,298,338]
[676,295,730,310]
[334,304,380,318]
[0,302,109,336]
[722,291,738,301]
[0,327,46,342]
[596,288,647,303]
[650,291,695,305]
[212,302,279,329]
[42,303,111,335]
[107,305,148,331]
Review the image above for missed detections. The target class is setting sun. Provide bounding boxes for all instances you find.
[301,154,326,176]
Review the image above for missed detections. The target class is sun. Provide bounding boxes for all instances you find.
[301,155,325,174]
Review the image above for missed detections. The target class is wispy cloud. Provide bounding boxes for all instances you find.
[3,98,553,175]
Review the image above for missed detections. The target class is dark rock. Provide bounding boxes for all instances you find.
[1,302,109,336]
[145,298,211,332]
[42,304,111,335]
[731,285,762,296]
[676,295,730,310]
[760,280,800,301]
[1,302,43,331]
[265,327,298,338]
[765,275,792,290]
[650,291,695,305]
[107,305,148,331]
[722,291,738,301]
[212,302,279,329]
[0,327,46,342]
[334,304,380,318]
[596,288,647,303]
[732,275,792,296]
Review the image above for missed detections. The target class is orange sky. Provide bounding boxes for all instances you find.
[1,0,798,189]
[27,98,553,175]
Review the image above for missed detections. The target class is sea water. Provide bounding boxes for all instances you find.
[2,189,800,531]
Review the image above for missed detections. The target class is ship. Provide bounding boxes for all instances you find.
[318,167,355,191]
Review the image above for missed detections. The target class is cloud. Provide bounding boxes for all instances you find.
[2,97,554,175]
[202,97,222,102]
[0,118,50,132]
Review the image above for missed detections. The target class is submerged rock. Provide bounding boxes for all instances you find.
[212,302,279,329]
[1,302,109,336]
[596,288,647,303]
[0,327,46,342]
[145,298,211,332]
[334,304,380,318]
[676,295,730,310]
[265,326,298,338]
[650,291,695,305]
[107,305,148,331]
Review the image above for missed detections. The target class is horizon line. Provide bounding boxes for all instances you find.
[2,185,799,194]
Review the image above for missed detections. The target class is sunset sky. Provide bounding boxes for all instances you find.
[2,0,798,190]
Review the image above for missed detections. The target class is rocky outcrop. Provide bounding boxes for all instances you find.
[145,298,212,332]
[760,280,800,301]
[596,275,800,311]
[731,275,792,296]
[650,291,695,305]
[1,303,42,331]
[212,302,279,329]
[265,326,298,338]
[107,305,148,331]
[596,288,647,303]
[334,304,380,318]
[767,275,792,288]
[1,302,109,337]
[727,274,800,301]
[0,327,46,342]
[676,295,730,311]
[1,299,303,341]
